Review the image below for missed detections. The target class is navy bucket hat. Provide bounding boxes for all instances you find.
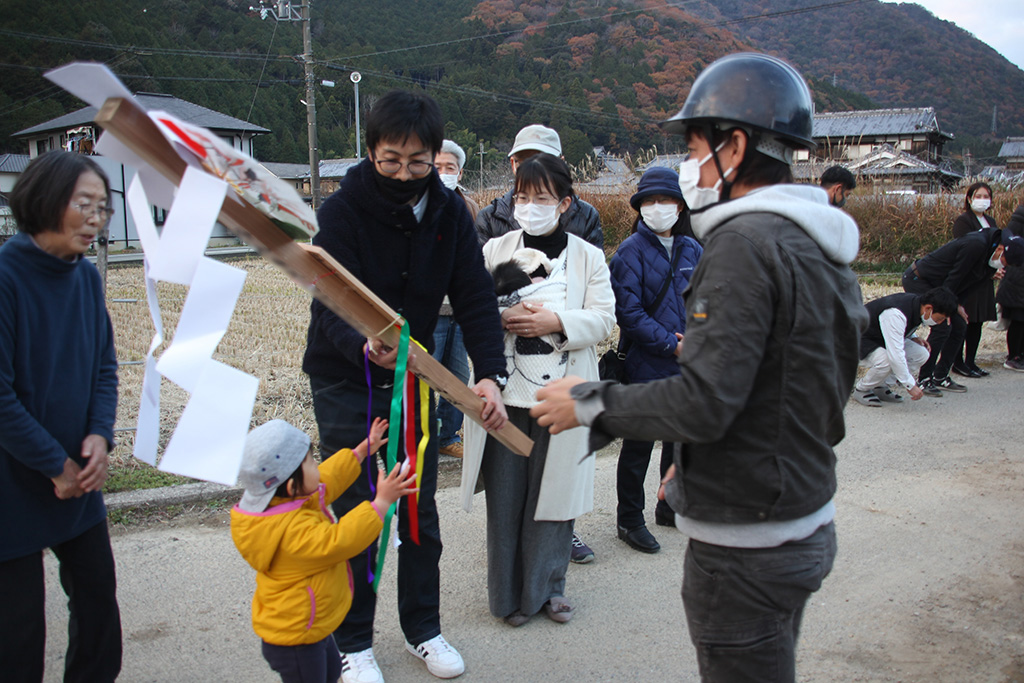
[630,167,683,211]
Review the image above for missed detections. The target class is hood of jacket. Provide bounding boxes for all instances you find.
[692,184,860,265]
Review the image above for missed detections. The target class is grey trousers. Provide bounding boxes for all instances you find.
[480,406,574,619]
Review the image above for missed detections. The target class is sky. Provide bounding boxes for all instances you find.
[880,0,1024,71]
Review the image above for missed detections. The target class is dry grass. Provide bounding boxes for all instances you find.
[106,256,316,480]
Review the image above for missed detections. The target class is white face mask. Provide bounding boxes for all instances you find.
[640,203,680,233]
[514,202,561,236]
[922,313,939,327]
[439,173,460,190]
[678,141,734,213]
[989,255,1004,270]
[971,197,991,214]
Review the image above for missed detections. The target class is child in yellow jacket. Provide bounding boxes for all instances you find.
[231,418,416,683]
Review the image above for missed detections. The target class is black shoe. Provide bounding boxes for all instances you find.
[968,363,990,377]
[933,376,968,393]
[919,378,943,397]
[951,363,974,378]
[654,506,676,527]
[570,531,595,564]
[617,524,661,553]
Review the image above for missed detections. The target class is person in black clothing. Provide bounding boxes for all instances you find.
[950,182,999,378]
[303,90,508,683]
[852,288,958,407]
[997,205,1024,370]
[820,165,856,208]
[901,227,1023,396]
[474,124,603,250]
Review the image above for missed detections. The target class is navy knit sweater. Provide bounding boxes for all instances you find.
[303,159,505,387]
[0,232,118,561]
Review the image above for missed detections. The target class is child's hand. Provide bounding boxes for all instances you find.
[373,460,419,510]
[354,418,389,462]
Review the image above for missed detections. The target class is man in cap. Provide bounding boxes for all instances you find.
[474,124,603,249]
[530,52,868,682]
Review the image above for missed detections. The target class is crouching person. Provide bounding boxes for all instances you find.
[853,287,959,406]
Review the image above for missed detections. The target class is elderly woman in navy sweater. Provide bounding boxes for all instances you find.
[609,167,702,553]
[0,151,121,682]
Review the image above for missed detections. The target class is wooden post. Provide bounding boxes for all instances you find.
[93,96,532,457]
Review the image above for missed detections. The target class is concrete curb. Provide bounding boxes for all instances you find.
[104,456,464,512]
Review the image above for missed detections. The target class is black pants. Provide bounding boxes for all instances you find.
[616,440,675,529]
[957,321,984,367]
[902,271,966,381]
[0,520,122,683]
[683,523,836,683]
[262,635,341,683]
[1007,320,1024,360]
[310,376,442,653]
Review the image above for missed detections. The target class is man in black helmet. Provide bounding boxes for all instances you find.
[531,52,868,683]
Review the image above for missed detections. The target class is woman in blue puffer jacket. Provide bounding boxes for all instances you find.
[608,167,702,554]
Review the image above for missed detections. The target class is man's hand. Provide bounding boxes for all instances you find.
[657,464,676,501]
[908,385,925,401]
[531,376,586,434]
[365,338,418,371]
[78,434,110,492]
[473,378,508,431]
[958,305,969,323]
[909,336,930,353]
[993,267,1005,281]
[52,458,85,500]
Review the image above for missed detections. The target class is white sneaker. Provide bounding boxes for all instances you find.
[405,634,465,679]
[340,647,384,683]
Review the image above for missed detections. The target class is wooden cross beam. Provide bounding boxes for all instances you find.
[94,96,533,457]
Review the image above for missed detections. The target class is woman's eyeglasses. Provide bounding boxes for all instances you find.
[72,201,115,224]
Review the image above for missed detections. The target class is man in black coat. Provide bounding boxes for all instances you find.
[303,90,508,683]
[901,227,1023,395]
[474,124,603,249]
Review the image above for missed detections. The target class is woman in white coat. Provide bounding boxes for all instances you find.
[461,154,615,627]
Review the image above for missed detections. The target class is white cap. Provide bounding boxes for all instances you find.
[508,124,562,158]
[236,420,310,512]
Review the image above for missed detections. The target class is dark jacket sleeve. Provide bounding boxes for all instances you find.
[567,199,604,250]
[592,228,776,445]
[310,197,371,365]
[941,237,989,302]
[474,201,500,246]
[87,306,119,449]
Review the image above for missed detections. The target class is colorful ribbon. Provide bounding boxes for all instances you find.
[372,321,410,593]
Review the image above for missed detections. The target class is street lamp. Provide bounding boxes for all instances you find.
[351,71,361,159]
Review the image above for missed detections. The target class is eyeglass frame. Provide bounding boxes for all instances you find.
[71,200,115,224]
[374,158,435,177]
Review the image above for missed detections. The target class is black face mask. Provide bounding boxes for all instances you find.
[373,171,431,205]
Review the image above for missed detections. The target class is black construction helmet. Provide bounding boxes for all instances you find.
[660,52,816,159]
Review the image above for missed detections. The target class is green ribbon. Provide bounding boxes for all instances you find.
[373,321,410,593]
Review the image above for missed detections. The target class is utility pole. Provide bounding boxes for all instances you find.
[479,141,485,193]
[250,0,320,208]
[301,0,320,209]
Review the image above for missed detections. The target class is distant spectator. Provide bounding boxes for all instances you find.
[997,205,1024,371]
[432,139,477,458]
[902,225,1022,396]
[820,165,856,208]
[475,124,603,250]
[951,182,998,378]
[853,287,958,406]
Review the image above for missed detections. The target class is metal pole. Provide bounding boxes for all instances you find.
[302,0,320,209]
[352,72,362,159]
[479,141,484,193]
